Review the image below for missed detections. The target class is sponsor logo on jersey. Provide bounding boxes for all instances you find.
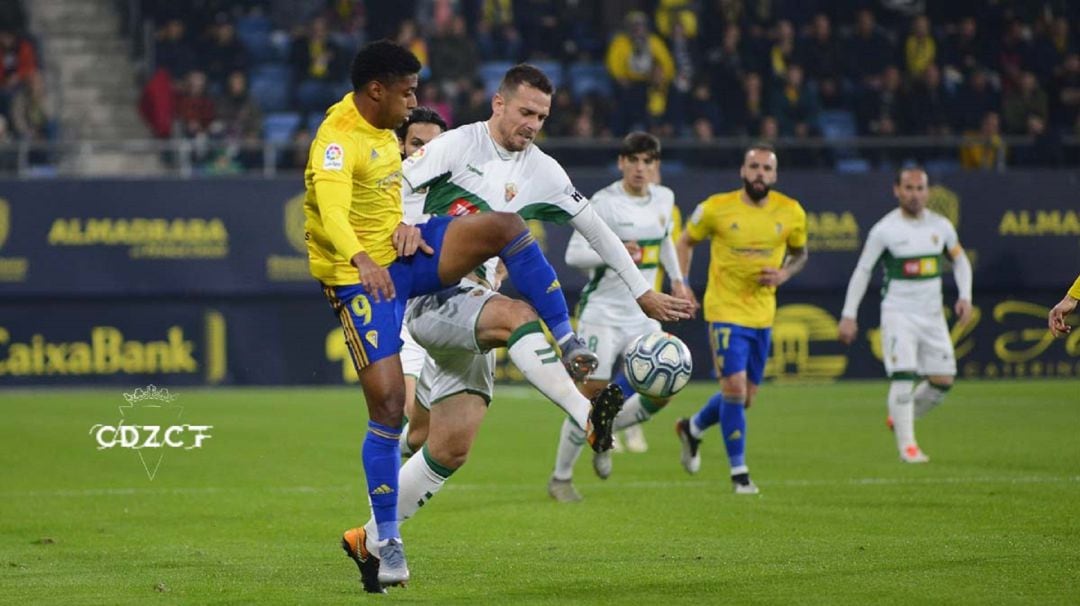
[323,143,344,170]
[505,182,518,201]
[466,164,484,176]
[449,198,480,216]
[902,257,938,277]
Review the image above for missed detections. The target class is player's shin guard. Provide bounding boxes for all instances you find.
[553,417,587,480]
[363,445,454,551]
[690,392,724,438]
[362,421,403,543]
[499,231,573,344]
[507,320,591,429]
[913,380,950,419]
[718,396,748,473]
[888,378,917,451]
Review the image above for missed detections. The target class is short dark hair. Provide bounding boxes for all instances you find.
[497,64,554,97]
[744,141,776,157]
[395,106,448,140]
[620,132,661,159]
[895,164,928,184]
[350,40,421,91]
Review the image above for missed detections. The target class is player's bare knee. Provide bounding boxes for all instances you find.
[929,375,954,388]
[430,439,470,469]
[506,299,538,327]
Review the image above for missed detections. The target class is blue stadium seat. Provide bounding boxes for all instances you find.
[263,112,302,144]
[567,63,611,100]
[836,158,870,173]
[249,64,292,112]
[478,61,515,96]
[818,110,856,139]
[240,30,276,63]
[306,112,325,133]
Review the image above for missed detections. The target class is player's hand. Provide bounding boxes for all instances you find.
[392,223,434,258]
[637,290,694,322]
[624,241,643,264]
[837,317,858,345]
[954,299,974,328]
[1048,295,1078,338]
[351,251,394,302]
[758,267,789,287]
[671,280,700,316]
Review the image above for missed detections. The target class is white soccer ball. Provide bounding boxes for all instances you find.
[623,331,693,399]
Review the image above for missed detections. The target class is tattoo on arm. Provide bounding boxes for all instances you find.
[782,246,809,278]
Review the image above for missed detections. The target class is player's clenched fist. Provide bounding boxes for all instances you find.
[837,317,858,345]
[351,251,395,302]
[1048,295,1077,338]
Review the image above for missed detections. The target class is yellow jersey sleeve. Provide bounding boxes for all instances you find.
[310,128,364,263]
[786,202,808,249]
[1069,274,1080,300]
[685,200,714,242]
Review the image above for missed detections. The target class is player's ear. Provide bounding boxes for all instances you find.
[491,92,504,114]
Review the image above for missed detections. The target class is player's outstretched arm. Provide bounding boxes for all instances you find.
[1048,275,1080,337]
[949,245,974,327]
[838,227,886,345]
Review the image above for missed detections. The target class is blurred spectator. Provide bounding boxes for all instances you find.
[904,64,951,135]
[200,15,249,91]
[1013,113,1064,167]
[417,81,453,127]
[139,67,176,138]
[9,70,48,140]
[655,0,698,39]
[155,18,196,78]
[0,114,14,172]
[212,70,262,144]
[960,111,1006,170]
[475,7,521,62]
[0,27,37,115]
[758,115,780,143]
[606,12,674,134]
[428,15,478,90]
[769,20,797,80]
[725,71,766,136]
[770,64,819,137]
[951,69,999,132]
[290,16,347,117]
[706,23,746,128]
[280,127,313,170]
[800,14,842,108]
[997,19,1031,90]
[1050,53,1080,129]
[904,15,937,79]
[844,9,893,90]
[516,0,562,60]
[664,21,696,135]
[395,20,430,80]
[942,16,987,80]
[174,70,215,139]
[1002,71,1048,134]
[686,80,721,137]
[857,64,903,136]
[454,80,490,125]
[545,88,577,137]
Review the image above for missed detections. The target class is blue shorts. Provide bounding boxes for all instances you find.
[323,216,451,371]
[708,322,772,385]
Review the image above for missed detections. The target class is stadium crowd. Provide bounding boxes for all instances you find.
[0,1,52,158]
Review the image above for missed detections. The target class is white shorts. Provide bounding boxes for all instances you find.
[400,325,428,378]
[577,317,662,380]
[880,309,956,377]
[407,284,499,408]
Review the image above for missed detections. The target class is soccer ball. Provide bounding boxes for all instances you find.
[623,332,693,399]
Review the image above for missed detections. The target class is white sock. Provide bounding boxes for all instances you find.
[362,446,451,556]
[398,422,415,457]
[508,329,591,430]
[688,416,704,439]
[552,417,586,480]
[913,381,948,419]
[888,380,916,452]
[613,394,653,431]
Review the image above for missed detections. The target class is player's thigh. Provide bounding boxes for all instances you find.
[408,285,499,354]
[324,282,408,376]
[436,212,527,284]
[428,393,489,459]
[880,310,919,377]
[744,326,773,388]
[401,325,427,380]
[425,351,495,460]
[916,313,957,377]
[710,322,753,382]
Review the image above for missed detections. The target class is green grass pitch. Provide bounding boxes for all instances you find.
[2,380,1079,604]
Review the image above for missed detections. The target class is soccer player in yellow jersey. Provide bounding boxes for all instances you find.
[1049,274,1080,337]
[673,143,808,495]
[308,42,652,592]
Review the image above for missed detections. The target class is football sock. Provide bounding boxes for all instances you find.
[398,422,415,457]
[613,393,666,431]
[507,321,591,430]
[719,395,747,472]
[499,231,573,343]
[690,391,724,438]
[362,420,402,544]
[552,417,586,481]
[611,370,634,399]
[363,444,455,554]
[913,380,950,419]
[888,379,916,451]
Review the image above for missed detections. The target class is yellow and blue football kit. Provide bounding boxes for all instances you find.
[685,189,806,383]
[305,93,451,370]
